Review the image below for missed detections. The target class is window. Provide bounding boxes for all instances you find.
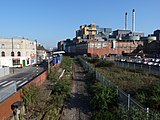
[13,60,20,66]
[17,44,20,48]
[17,51,21,56]
[1,51,5,57]
[1,44,5,48]
[11,51,14,56]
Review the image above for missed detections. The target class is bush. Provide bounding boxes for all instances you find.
[92,111,115,120]
[52,78,71,97]
[86,57,100,64]
[95,60,115,67]
[90,82,118,111]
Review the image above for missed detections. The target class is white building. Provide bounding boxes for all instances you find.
[0,38,37,67]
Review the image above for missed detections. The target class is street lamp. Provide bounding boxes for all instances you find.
[11,38,14,74]
[35,39,37,64]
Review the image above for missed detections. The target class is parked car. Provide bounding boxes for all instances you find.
[148,62,154,65]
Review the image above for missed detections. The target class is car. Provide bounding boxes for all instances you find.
[153,63,159,66]
[120,59,126,62]
[143,61,148,64]
[148,62,154,65]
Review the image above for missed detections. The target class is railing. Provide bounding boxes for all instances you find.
[78,57,160,119]
[0,67,47,103]
[116,61,160,76]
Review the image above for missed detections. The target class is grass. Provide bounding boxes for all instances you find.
[82,57,160,112]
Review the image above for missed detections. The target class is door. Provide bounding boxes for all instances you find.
[22,60,26,67]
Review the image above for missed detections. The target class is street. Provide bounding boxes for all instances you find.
[0,66,45,90]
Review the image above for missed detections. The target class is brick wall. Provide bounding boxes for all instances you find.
[0,70,48,119]
[31,71,48,86]
[0,63,60,119]
[0,90,22,120]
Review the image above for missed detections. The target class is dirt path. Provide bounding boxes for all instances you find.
[61,62,92,120]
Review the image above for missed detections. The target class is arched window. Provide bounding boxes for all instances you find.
[17,51,21,56]
[11,51,14,56]
[1,51,5,57]
[1,44,5,48]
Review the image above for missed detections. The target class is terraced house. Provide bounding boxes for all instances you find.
[0,38,37,67]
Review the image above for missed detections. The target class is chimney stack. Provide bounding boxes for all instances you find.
[125,12,128,30]
[132,9,135,32]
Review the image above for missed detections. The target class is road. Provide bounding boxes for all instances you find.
[0,66,45,90]
[61,62,92,120]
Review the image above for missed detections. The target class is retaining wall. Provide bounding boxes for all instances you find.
[0,90,22,120]
[0,62,61,119]
[0,70,48,119]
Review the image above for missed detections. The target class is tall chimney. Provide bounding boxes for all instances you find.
[132,9,135,32]
[125,12,128,30]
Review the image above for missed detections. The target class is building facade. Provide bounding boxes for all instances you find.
[76,23,112,41]
[37,44,49,64]
[0,38,36,67]
[153,29,160,41]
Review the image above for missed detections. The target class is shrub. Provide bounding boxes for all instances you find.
[86,57,100,64]
[95,60,115,67]
[90,82,118,111]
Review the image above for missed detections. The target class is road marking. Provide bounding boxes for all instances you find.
[12,78,22,80]
[18,81,28,87]
[2,81,14,87]
[0,81,8,85]
[16,81,21,84]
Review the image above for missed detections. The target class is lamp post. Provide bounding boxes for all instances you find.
[12,38,14,74]
[35,39,37,64]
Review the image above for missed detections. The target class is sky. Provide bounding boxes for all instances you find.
[0,0,160,49]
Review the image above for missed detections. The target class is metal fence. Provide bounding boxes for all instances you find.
[116,61,160,76]
[79,58,160,119]
[0,83,17,103]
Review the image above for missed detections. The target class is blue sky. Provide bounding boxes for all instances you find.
[0,0,159,48]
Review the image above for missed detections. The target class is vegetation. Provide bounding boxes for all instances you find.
[22,56,74,119]
[22,84,49,119]
[44,56,74,119]
[81,57,160,119]
[89,82,118,120]
[95,60,115,67]
[82,56,100,64]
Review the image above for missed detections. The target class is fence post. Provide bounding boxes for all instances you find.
[128,94,130,111]
[141,64,142,69]
[147,107,149,120]
[102,76,105,83]
[148,66,151,73]
[116,86,119,95]
[127,94,131,120]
